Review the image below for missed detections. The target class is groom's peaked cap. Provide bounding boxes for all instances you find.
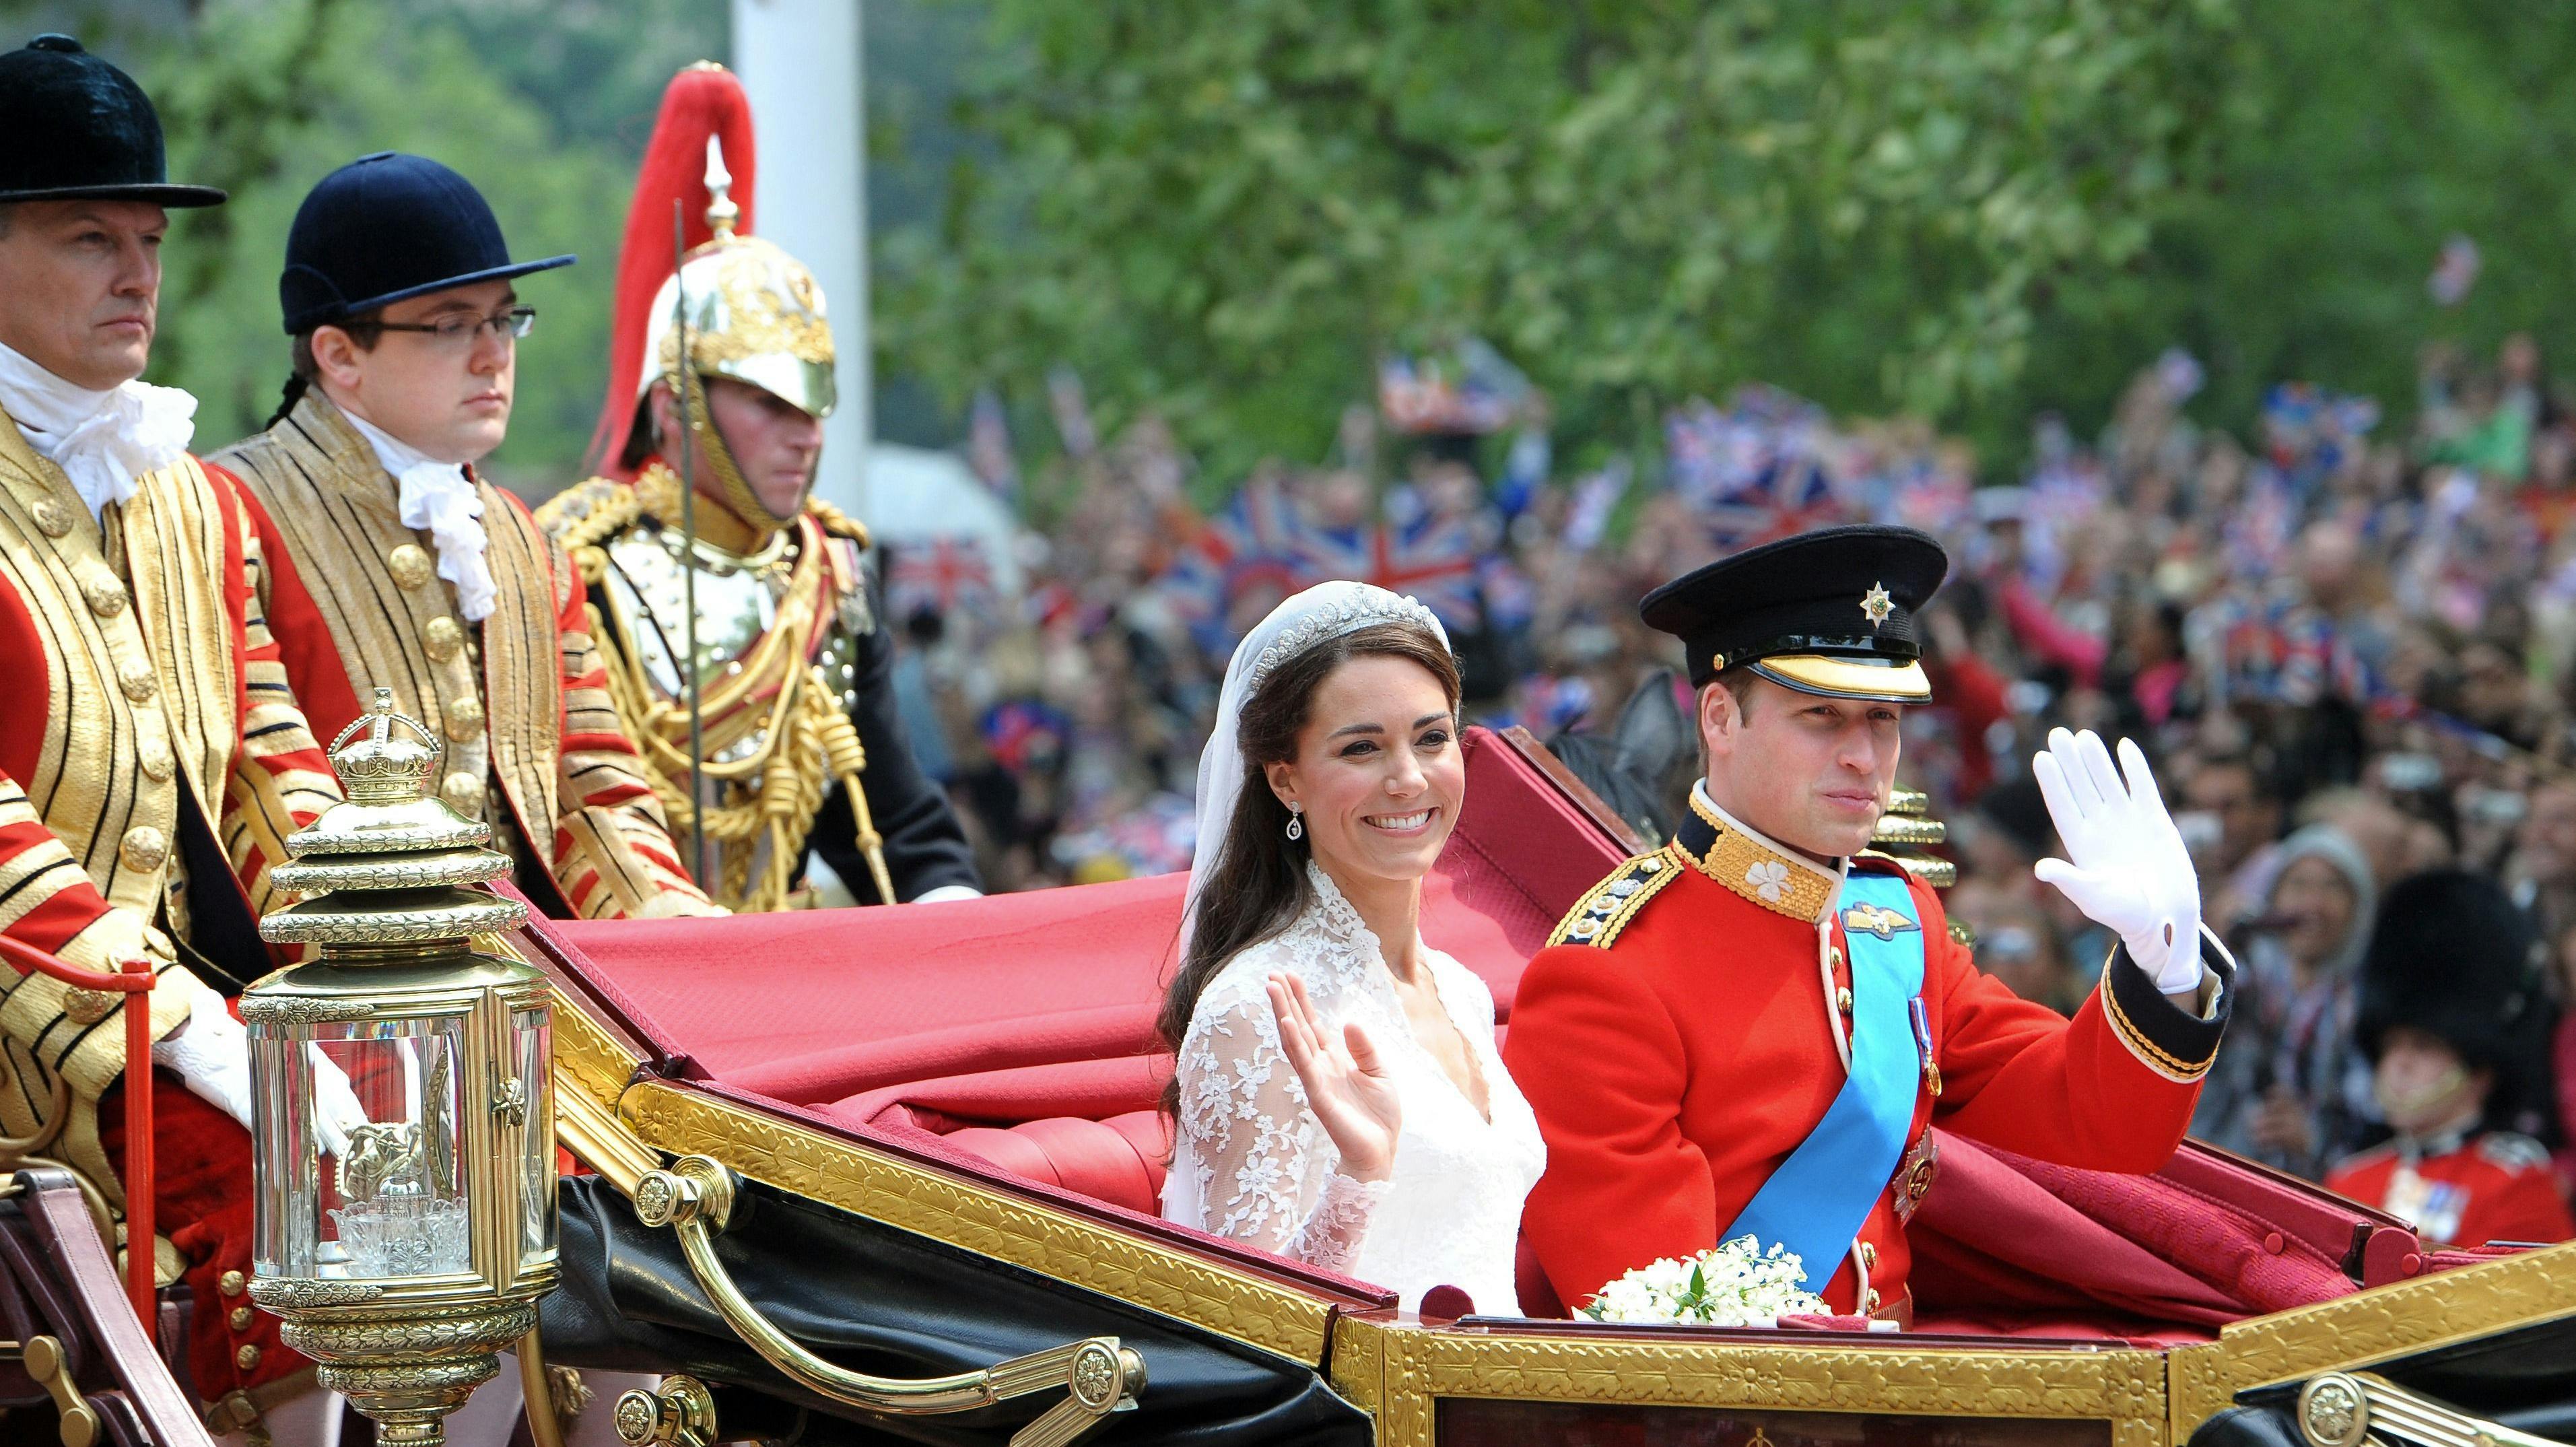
[1640,524,1948,702]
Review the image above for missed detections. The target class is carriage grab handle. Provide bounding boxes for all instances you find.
[630,1155,1145,1446]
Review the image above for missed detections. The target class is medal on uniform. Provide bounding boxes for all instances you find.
[1909,997,1941,1098]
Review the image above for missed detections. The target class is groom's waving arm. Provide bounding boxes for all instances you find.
[1505,941,1714,1313]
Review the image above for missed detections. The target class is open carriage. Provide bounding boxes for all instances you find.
[9,728,2571,1447]
[504,727,2576,1447]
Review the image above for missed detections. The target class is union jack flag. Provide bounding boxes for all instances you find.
[1161,475,1311,650]
[887,536,998,621]
[1297,509,1487,632]
[1664,387,1843,551]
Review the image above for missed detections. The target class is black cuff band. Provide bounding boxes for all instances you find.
[2100,932,2233,1082]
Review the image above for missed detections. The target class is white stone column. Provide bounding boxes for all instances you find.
[731,0,870,516]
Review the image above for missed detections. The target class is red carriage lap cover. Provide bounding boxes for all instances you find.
[530,726,2436,1333]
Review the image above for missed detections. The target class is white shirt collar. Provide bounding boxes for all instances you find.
[0,338,195,519]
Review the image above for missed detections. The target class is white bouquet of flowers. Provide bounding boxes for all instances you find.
[1582,1235,1830,1327]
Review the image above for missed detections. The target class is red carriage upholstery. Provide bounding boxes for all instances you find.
[537,727,2462,1333]
[553,728,1621,1218]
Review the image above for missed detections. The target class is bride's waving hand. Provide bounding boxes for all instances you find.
[1268,971,1398,1182]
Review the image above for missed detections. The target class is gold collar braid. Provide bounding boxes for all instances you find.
[591,514,895,910]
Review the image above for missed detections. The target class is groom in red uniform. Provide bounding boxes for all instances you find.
[1508,525,2233,1320]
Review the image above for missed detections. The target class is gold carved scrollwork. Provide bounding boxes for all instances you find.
[1368,1327,2170,1447]
[617,1081,1338,1364]
[238,996,376,1027]
[2167,1242,2576,1440]
[249,1278,385,1309]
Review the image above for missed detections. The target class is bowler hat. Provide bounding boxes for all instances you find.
[280,152,574,334]
[0,35,224,207]
[1639,524,1949,702]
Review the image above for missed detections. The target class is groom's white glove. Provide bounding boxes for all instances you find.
[2030,728,2207,996]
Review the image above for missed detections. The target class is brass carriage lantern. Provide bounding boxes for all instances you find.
[244,689,557,1444]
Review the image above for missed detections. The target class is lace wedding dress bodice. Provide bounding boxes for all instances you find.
[1164,863,1545,1313]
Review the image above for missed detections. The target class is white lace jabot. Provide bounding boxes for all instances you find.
[0,338,195,519]
[1163,863,1545,1312]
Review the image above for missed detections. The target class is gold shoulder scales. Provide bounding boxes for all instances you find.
[1547,848,1682,949]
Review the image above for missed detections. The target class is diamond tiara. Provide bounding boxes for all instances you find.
[1245,592,1444,697]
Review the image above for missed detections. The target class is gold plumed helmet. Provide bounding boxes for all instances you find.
[595,63,836,532]
[634,139,836,426]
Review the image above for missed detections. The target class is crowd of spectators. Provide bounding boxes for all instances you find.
[881,335,2576,1237]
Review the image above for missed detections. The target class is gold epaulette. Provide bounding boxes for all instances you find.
[534,477,643,557]
[1547,848,1682,949]
[805,498,870,549]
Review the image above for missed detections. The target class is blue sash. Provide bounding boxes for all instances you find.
[1719,871,1926,1290]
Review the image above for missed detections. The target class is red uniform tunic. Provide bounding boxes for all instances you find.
[1505,790,2231,1317]
[2326,1129,2576,1250]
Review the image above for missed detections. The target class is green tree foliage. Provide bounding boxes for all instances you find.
[2020,0,2576,446]
[881,0,2239,477]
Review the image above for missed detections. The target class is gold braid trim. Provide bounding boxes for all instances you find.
[591,516,891,911]
[534,478,643,592]
[805,498,870,549]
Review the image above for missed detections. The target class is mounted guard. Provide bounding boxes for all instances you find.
[538,63,976,912]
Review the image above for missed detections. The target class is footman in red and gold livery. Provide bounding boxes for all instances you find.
[1507,524,2237,1320]
[0,34,343,1440]
[211,152,717,926]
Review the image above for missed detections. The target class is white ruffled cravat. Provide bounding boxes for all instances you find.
[0,339,196,520]
[339,407,497,622]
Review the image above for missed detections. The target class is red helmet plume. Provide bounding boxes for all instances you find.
[586,62,759,479]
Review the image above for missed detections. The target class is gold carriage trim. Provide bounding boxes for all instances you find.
[1332,1314,2173,1447]
[2165,1242,2576,1440]
[1547,850,1683,949]
[547,985,1338,1365]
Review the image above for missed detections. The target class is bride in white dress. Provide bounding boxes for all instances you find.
[1158,582,1545,1314]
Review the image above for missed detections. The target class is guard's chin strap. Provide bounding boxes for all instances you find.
[679,366,810,536]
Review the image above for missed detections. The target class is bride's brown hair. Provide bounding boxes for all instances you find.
[1157,620,1460,1121]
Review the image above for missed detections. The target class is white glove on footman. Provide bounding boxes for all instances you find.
[2031,728,2207,996]
[148,983,255,1131]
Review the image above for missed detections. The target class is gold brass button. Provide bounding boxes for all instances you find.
[235,1342,261,1372]
[30,497,72,537]
[443,695,484,741]
[118,658,157,702]
[83,574,127,617]
[1860,1240,1878,1269]
[1836,986,1854,1013]
[140,743,175,781]
[65,988,116,1026]
[422,614,465,663]
[119,825,168,873]
[218,1269,246,1298]
[441,770,485,815]
[229,1306,253,1331]
[388,543,434,591]
[1864,1287,1883,1314]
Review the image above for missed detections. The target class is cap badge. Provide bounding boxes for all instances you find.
[1860,582,1895,630]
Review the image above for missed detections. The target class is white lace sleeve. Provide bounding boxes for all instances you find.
[1171,980,1390,1272]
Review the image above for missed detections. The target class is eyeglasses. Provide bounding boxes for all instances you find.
[360,307,537,348]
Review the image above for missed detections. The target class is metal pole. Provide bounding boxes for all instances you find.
[731,0,869,516]
[673,199,710,887]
